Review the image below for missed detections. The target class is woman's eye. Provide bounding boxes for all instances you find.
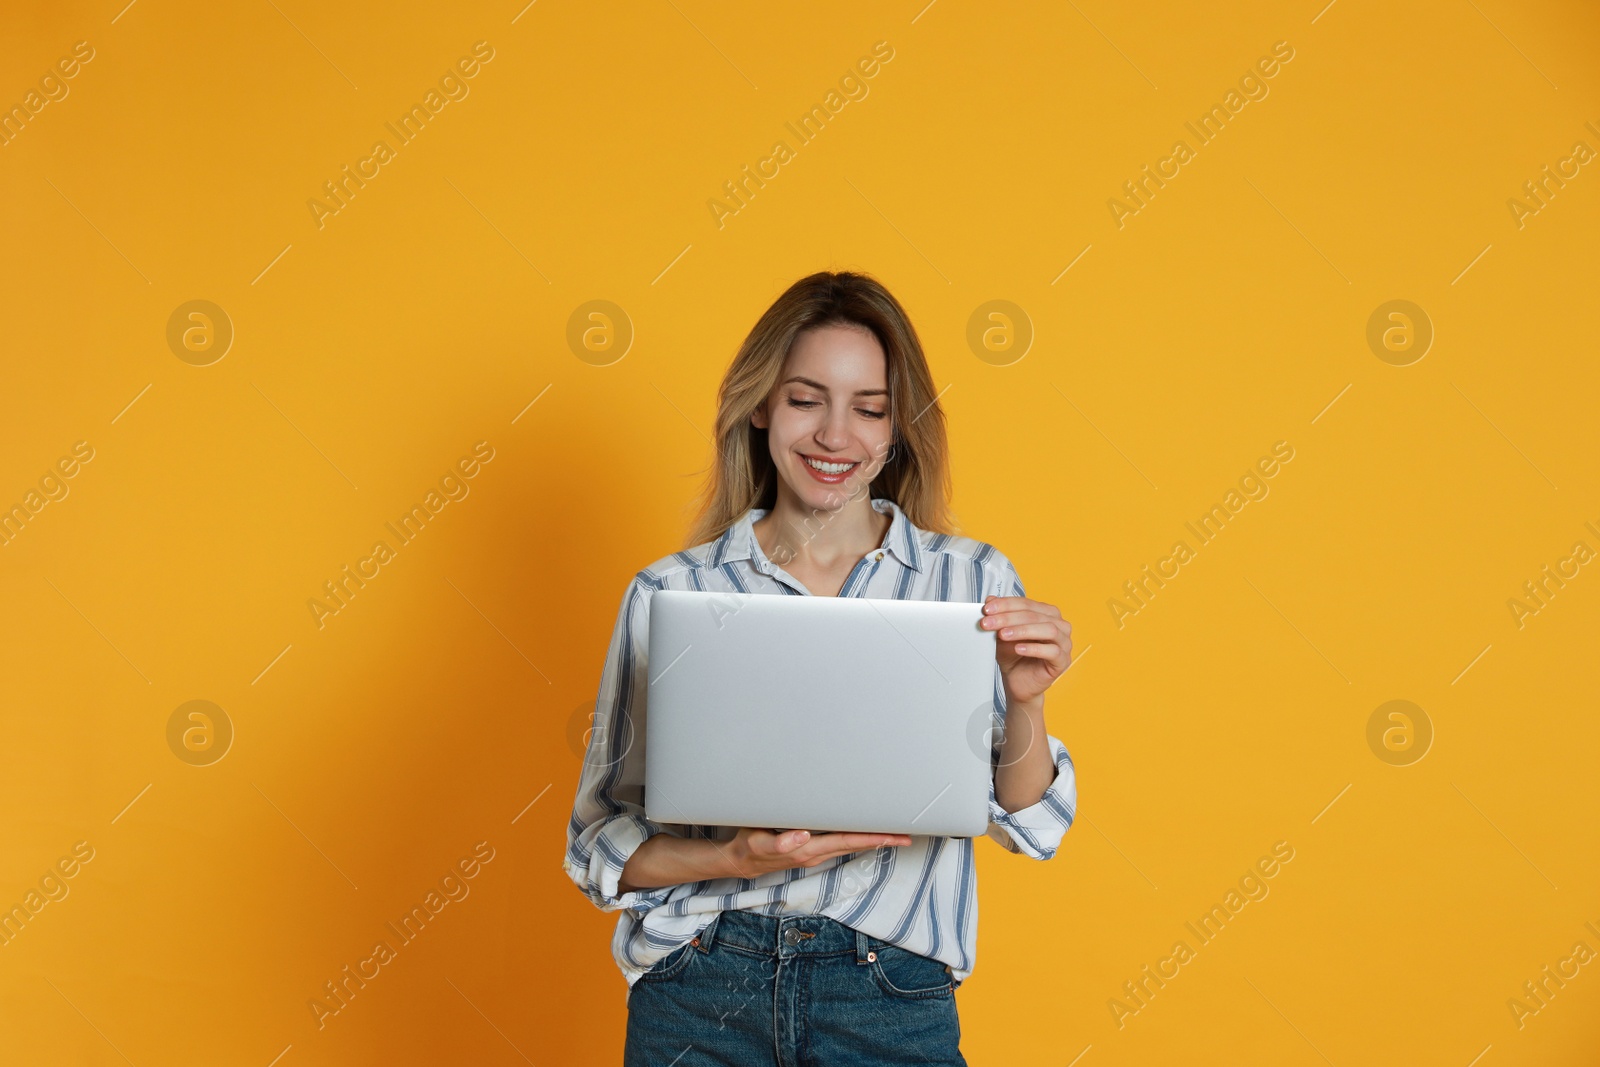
[857,409,887,419]
[786,398,820,409]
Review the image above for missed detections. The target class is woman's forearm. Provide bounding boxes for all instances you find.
[994,697,1057,813]
[618,832,747,893]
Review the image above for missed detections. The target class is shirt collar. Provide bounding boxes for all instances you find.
[710,496,924,574]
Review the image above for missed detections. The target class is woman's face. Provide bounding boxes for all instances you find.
[752,323,894,513]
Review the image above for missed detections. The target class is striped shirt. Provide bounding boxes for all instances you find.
[562,496,1077,996]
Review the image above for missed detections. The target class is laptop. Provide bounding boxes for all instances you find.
[644,589,998,837]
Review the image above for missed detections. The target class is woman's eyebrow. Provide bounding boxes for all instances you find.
[782,375,888,397]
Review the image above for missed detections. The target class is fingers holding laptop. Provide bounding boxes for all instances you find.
[732,827,913,877]
[981,594,1073,705]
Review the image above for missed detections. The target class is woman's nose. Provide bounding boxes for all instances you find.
[814,413,851,451]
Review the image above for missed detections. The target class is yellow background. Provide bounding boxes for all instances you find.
[2,0,1597,1063]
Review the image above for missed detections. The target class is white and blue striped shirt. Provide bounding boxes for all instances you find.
[563,496,1077,994]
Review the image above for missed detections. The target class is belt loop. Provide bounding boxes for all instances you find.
[695,912,721,954]
[855,929,872,965]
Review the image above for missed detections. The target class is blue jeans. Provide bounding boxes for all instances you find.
[624,910,967,1066]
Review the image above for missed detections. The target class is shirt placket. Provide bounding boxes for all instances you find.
[760,548,887,597]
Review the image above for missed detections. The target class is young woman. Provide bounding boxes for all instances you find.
[563,271,1077,1065]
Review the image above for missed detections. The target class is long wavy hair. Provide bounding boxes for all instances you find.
[685,270,954,548]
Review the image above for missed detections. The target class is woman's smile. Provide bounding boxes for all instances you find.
[800,452,861,483]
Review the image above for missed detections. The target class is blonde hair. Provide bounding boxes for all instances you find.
[685,270,954,548]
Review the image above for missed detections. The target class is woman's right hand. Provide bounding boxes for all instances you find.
[729,826,913,879]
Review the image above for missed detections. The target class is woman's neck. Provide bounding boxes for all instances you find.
[752,488,891,571]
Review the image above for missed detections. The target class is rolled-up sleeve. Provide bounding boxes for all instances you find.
[982,553,1078,860]
[985,731,1077,859]
[563,576,681,913]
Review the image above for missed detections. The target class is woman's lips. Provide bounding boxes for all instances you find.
[800,454,859,485]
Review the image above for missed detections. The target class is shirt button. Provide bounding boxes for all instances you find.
[783,928,802,945]
[874,552,884,561]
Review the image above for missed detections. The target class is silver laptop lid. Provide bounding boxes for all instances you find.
[644,589,997,837]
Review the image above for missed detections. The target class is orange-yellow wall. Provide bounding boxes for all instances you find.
[2,1,1597,1063]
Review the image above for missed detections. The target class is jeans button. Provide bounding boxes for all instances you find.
[783,927,801,945]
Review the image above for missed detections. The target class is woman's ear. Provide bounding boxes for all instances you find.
[750,400,768,429]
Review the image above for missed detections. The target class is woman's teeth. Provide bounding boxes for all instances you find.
[805,457,857,474]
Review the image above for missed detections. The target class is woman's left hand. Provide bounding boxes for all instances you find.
[981,595,1072,708]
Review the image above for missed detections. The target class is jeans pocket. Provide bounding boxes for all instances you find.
[868,942,954,1000]
[638,940,698,984]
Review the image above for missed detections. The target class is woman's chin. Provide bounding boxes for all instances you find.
[779,461,877,511]
[789,481,851,512]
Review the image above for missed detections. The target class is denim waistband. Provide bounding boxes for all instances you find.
[695,909,877,963]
